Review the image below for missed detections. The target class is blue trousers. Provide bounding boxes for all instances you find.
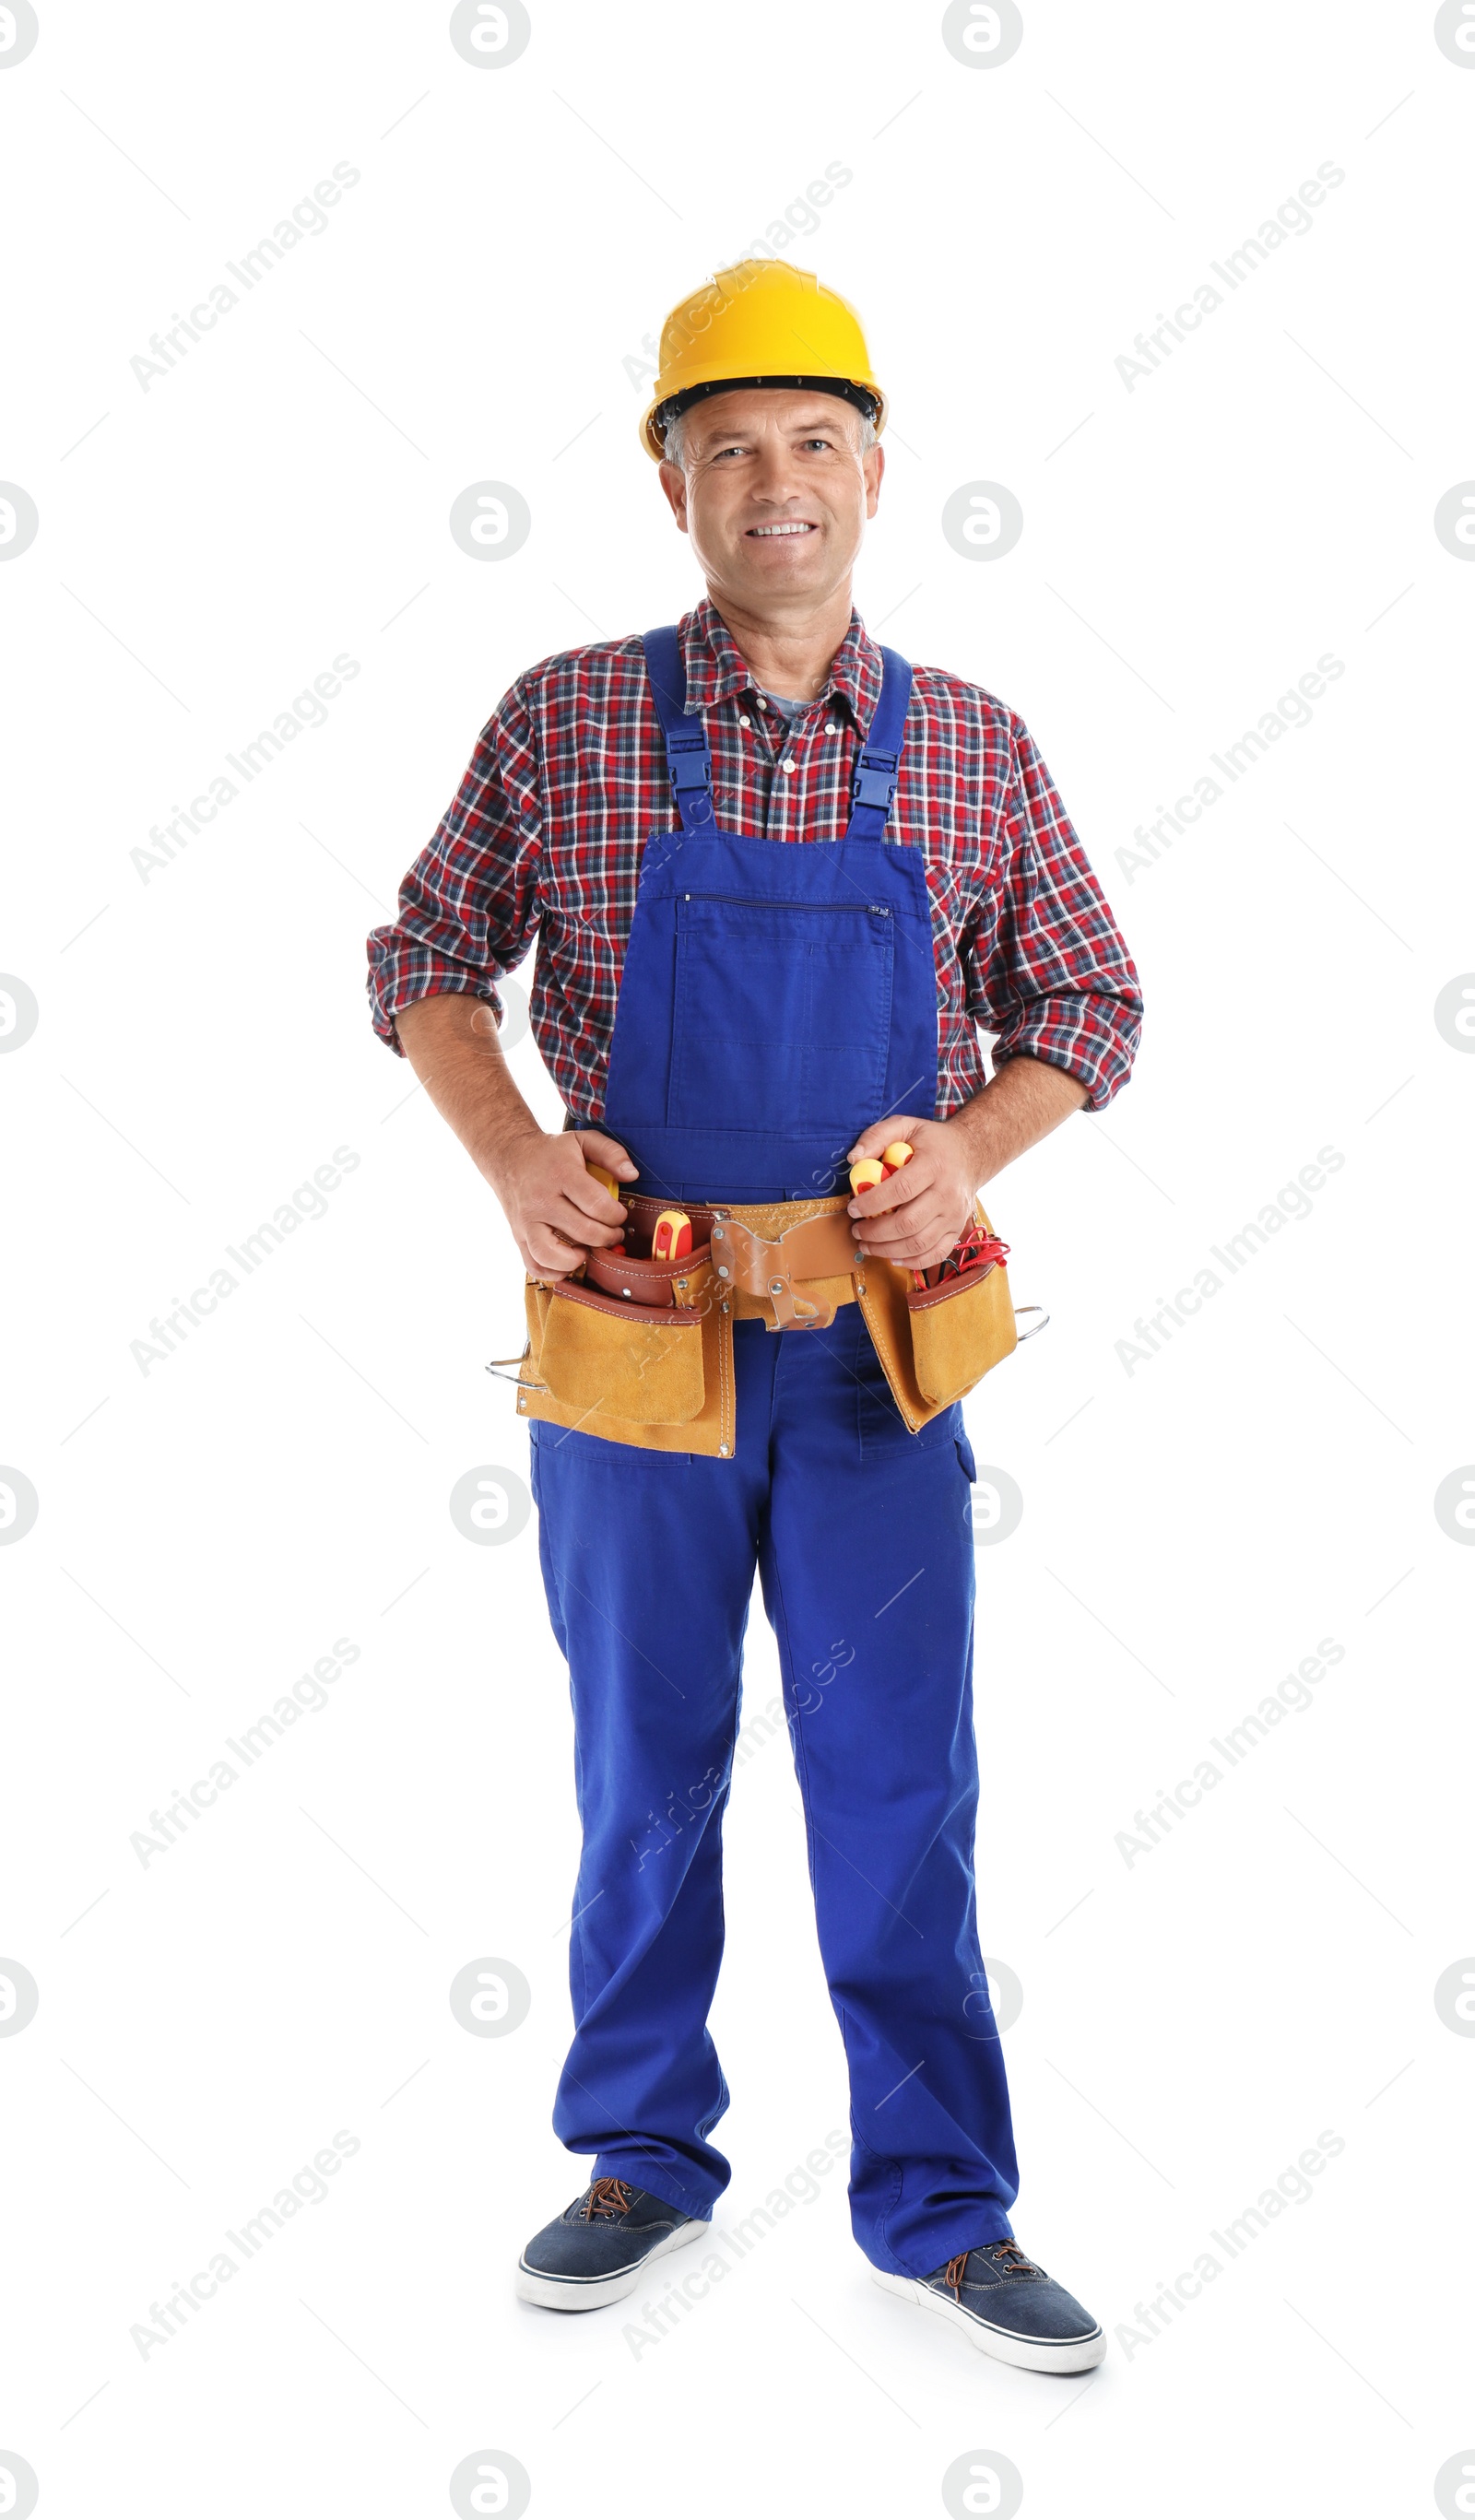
[528,1302,1020,2277]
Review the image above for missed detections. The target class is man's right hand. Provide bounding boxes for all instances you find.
[489,1126,637,1282]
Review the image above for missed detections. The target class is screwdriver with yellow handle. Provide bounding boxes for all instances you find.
[849,1144,921,1279]
[583,1156,633,1258]
[584,1156,691,1263]
[849,1141,914,1194]
[652,1209,693,1260]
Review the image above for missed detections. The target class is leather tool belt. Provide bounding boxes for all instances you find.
[502,1191,1023,1459]
[584,1193,864,1331]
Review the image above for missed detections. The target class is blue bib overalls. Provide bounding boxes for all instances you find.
[527,628,1019,2276]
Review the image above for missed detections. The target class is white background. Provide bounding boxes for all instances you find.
[3,2,1472,2514]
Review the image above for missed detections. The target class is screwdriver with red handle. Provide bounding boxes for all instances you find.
[652,1209,693,1261]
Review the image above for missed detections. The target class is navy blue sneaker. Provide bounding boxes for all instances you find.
[874,2238,1105,2373]
[516,2176,708,2312]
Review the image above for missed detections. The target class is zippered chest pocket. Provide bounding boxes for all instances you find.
[668,892,894,1136]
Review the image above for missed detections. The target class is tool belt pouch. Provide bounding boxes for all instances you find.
[526,1271,706,1426]
[903,1207,1018,1408]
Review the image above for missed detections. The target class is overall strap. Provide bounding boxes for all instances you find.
[643,625,714,831]
[844,643,914,842]
[643,625,913,841]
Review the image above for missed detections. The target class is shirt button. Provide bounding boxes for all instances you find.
[739,713,751,728]
[780,759,796,774]
[755,696,769,711]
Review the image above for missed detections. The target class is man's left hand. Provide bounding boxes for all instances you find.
[845,1063,1090,1271]
[844,1113,982,1273]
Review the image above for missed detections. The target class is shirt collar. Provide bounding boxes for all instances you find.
[678,596,883,727]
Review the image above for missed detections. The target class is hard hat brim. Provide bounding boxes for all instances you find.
[641,372,888,463]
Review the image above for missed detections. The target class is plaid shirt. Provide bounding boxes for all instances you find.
[366,599,1142,1118]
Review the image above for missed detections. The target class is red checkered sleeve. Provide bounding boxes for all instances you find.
[365,677,543,1055]
[964,714,1143,1112]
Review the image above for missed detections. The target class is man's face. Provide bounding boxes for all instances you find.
[657,388,883,614]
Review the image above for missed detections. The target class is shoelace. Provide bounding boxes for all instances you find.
[942,2239,1039,2298]
[988,2240,1039,2277]
[579,2176,634,2221]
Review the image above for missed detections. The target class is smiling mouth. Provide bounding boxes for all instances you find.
[746,521,818,538]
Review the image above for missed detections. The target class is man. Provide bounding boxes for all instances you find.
[367,260,1141,2375]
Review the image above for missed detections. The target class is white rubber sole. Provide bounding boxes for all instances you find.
[872,2268,1106,2373]
[516,2215,705,2313]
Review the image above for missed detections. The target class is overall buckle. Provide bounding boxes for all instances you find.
[667,735,714,826]
[850,751,898,815]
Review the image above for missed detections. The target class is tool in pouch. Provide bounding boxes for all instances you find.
[846,1142,1049,1413]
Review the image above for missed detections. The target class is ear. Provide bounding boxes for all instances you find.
[864,442,885,521]
[658,460,690,536]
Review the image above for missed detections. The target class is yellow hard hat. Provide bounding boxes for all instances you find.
[640,258,888,462]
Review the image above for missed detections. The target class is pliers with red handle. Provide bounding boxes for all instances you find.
[914,1225,1009,1289]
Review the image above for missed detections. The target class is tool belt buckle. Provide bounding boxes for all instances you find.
[708,1215,824,1331]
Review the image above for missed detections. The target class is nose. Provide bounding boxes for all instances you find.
[747,440,808,506]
